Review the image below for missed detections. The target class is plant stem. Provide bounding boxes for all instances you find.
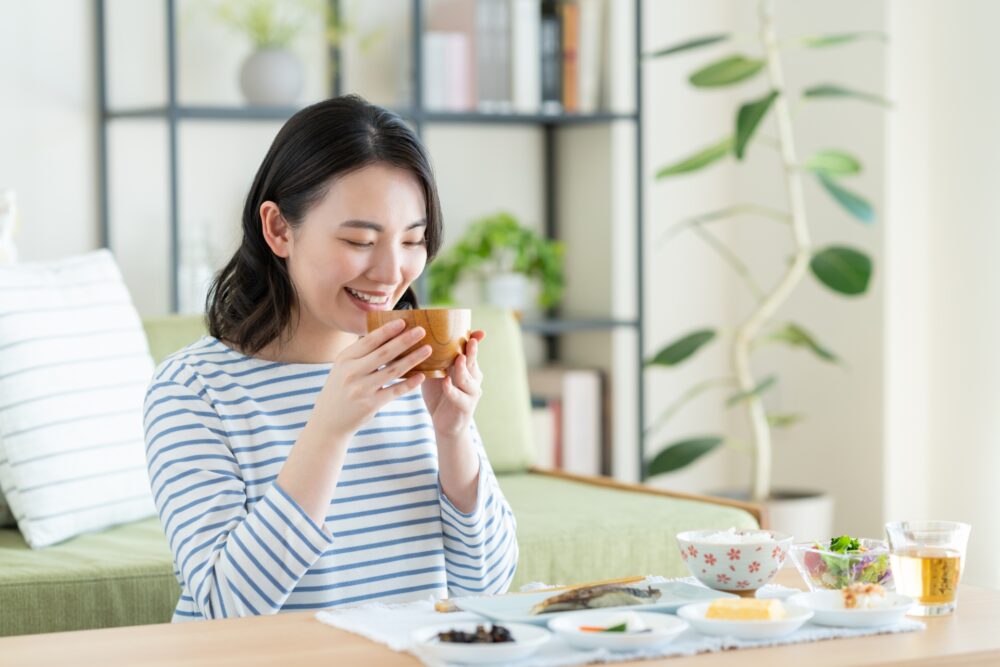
[734,0,813,502]
[644,377,735,437]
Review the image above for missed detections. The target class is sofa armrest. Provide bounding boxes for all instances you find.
[528,468,768,529]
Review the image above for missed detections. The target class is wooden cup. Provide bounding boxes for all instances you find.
[366,308,472,379]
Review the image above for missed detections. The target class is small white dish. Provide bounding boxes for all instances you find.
[787,590,915,628]
[547,609,689,652]
[676,601,813,640]
[410,621,550,665]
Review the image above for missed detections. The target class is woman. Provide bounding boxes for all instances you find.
[143,95,518,621]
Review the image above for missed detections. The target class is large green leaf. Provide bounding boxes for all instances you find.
[655,137,733,179]
[648,34,730,58]
[803,84,891,107]
[735,90,778,159]
[647,436,723,476]
[689,55,765,87]
[817,173,875,224]
[726,375,777,407]
[805,149,862,176]
[648,329,716,367]
[800,32,887,48]
[766,323,838,363]
[811,246,873,296]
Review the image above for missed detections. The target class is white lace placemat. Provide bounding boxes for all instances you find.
[314,577,924,667]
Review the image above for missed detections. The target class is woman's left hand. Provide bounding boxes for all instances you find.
[422,330,485,440]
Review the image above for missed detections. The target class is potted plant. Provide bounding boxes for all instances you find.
[429,212,564,313]
[644,1,887,538]
[207,0,378,106]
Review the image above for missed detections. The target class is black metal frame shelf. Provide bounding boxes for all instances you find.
[95,0,646,479]
[519,318,640,335]
[105,105,637,126]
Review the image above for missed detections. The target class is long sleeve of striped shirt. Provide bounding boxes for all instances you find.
[143,338,518,621]
[438,423,519,597]
[144,377,334,619]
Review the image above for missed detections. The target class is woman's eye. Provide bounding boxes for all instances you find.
[344,240,374,248]
[403,239,426,247]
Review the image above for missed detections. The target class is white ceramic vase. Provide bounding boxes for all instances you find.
[239,48,304,106]
[484,272,531,311]
[713,488,834,544]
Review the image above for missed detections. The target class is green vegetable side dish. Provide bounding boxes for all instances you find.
[793,535,894,591]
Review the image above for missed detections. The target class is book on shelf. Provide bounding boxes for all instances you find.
[528,365,604,476]
[576,0,603,113]
[425,0,477,111]
[539,0,563,113]
[559,0,579,113]
[423,32,473,111]
[426,0,606,116]
[530,396,561,470]
[510,0,542,113]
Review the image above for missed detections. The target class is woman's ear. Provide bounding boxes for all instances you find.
[260,201,292,258]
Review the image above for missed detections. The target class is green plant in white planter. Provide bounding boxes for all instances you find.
[429,212,564,312]
[646,1,887,506]
[207,0,379,106]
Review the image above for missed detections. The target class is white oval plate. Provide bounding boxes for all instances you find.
[787,591,914,628]
[410,622,550,665]
[547,610,689,652]
[676,601,813,640]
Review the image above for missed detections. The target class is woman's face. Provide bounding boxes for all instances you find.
[282,163,428,337]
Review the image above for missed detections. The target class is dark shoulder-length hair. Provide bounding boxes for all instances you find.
[207,94,443,355]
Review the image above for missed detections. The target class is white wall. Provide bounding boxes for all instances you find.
[0,0,99,261]
[886,0,1000,590]
[642,0,744,495]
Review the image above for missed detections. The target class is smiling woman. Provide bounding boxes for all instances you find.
[142,95,517,622]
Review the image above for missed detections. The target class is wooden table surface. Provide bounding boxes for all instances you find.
[2,571,999,667]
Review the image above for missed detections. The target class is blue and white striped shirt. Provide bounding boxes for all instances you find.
[143,337,518,621]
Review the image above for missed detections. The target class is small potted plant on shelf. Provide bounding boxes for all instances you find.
[206,0,378,106]
[644,1,887,539]
[429,212,564,313]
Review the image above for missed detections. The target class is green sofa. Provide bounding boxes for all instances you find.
[0,310,759,636]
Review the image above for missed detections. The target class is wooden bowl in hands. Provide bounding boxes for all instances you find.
[366,308,472,378]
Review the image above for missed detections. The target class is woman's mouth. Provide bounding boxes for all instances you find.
[345,286,391,310]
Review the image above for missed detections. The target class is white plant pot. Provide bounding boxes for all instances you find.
[484,272,531,311]
[714,489,834,543]
[762,491,835,544]
[239,48,304,107]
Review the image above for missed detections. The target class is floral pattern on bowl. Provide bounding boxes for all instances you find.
[676,529,793,594]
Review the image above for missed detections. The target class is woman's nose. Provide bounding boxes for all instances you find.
[367,244,403,285]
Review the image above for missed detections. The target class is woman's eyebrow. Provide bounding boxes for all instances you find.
[339,219,427,232]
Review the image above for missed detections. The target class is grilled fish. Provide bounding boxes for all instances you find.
[529,583,662,615]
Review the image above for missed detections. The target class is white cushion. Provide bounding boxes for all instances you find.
[0,250,156,547]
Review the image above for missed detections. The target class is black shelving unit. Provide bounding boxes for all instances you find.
[95,0,646,480]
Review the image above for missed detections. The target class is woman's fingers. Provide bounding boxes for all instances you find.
[367,326,426,369]
[465,334,483,380]
[380,370,425,400]
[375,344,432,383]
[341,319,406,360]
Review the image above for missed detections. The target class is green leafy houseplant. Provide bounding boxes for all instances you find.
[429,212,565,309]
[208,0,381,50]
[645,1,887,502]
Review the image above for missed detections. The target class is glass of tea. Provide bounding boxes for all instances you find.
[885,520,971,616]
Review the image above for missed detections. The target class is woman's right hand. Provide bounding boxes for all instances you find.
[318,319,431,440]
